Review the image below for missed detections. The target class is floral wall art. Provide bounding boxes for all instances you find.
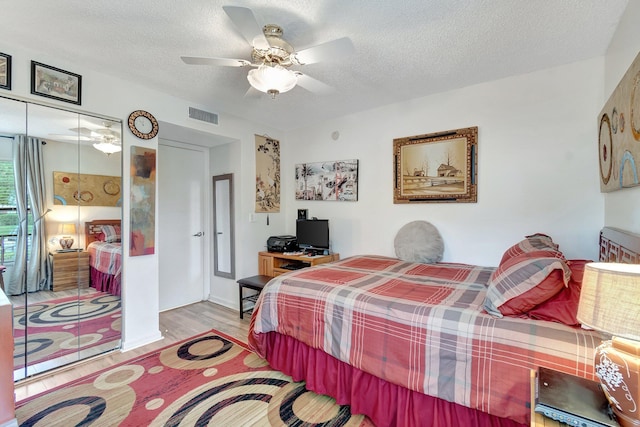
[255,135,280,213]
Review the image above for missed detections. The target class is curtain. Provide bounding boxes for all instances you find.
[6,135,49,295]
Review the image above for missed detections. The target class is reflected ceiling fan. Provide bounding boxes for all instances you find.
[50,122,121,155]
[181,5,354,98]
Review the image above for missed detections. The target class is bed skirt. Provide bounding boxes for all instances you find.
[254,331,526,427]
[90,267,120,296]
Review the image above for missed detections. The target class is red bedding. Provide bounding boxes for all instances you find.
[87,241,122,296]
[249,255,606,425]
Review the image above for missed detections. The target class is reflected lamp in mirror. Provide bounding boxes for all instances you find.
[577,262,640,427]
[59,223,76,250]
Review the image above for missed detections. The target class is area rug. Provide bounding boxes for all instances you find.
[16,330,374,426]
[13,292,121,370]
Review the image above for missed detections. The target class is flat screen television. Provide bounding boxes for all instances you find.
[296,219,330,250]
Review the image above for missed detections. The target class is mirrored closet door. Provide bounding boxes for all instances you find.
[0,96,123,381]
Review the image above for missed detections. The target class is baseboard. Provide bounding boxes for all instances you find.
[207,294,235,310]
[121,330,163,352]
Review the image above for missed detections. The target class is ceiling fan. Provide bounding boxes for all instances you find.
[181,6,354,98]
[50,122,121,155]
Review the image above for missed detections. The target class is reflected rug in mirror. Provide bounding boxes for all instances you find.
[13,291,121,370]
[16,330,373,426]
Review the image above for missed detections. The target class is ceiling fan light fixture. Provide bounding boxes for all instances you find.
[247,63,297,98]
[93,141,122,155]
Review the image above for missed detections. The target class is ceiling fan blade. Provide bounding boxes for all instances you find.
[181,56,251,67]
[294,37,354,65]
[295,73,335,95]
[222,6,270,50]
[69,127,94,136]
[48,134,92,141]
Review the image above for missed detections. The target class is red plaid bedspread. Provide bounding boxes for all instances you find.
[249,255,605,424]
[87,241,122,278]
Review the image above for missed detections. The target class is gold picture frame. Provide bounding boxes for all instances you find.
[393,126,477,203]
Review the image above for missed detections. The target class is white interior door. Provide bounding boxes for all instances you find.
[158,143,206,311]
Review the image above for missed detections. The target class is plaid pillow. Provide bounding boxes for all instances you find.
[499,233,561,265]
[101,225,121,243]
[484,250,571,318]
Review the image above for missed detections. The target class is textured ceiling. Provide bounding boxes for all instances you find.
[0,0,629,131]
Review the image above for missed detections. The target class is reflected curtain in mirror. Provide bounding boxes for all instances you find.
[6,135,49,295]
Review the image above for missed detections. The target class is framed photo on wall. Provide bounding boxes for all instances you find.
[0,53,11,90]
[31,61,82,105]
[393,126,478,203]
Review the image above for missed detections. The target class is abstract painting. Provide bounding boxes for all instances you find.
[130,146,156,256]
[53,171,121,207]
[598,51,640,192]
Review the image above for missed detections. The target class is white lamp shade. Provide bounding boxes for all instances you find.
[577,262,640,340]
[247,64,297,95]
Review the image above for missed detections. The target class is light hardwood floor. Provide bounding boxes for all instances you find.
[14,300,250,402]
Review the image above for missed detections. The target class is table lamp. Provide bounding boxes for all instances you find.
[577,262,640,427]
[59,223,76,250]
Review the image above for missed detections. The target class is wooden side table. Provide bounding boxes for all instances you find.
[258,251,339,277]
[50,250,90,291]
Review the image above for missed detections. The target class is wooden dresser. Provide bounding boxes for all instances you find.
[50,251,90,291]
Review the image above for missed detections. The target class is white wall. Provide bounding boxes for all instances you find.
[603,1,640,234]
[284,58,605,265]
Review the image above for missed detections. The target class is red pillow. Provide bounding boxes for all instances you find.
[499,269,566,316]
[484,250,571,317]
[527,260,591,326]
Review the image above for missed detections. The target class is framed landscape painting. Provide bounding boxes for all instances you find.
[393,126,477,203]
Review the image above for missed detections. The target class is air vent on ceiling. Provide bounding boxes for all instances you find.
[188,107,218,125]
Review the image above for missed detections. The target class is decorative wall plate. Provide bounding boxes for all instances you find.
[128,110,159,140]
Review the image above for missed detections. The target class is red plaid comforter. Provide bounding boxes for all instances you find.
[249,255,605,424]
[87,241,122,278]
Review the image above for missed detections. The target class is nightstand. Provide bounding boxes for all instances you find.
[530,368,618,427]
[50,251,90,291]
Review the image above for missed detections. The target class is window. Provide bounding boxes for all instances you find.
[0,159,18,265]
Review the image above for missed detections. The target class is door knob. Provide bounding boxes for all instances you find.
[192,232,203,237]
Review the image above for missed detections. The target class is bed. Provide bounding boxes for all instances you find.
[84,219,122,296]
[248,227,640,427]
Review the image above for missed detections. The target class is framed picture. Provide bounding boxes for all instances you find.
[597,50,640,192]
[0,53,11,90]
[295,159,358,201]
[393,126,478,203]
[31,61,82,105]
